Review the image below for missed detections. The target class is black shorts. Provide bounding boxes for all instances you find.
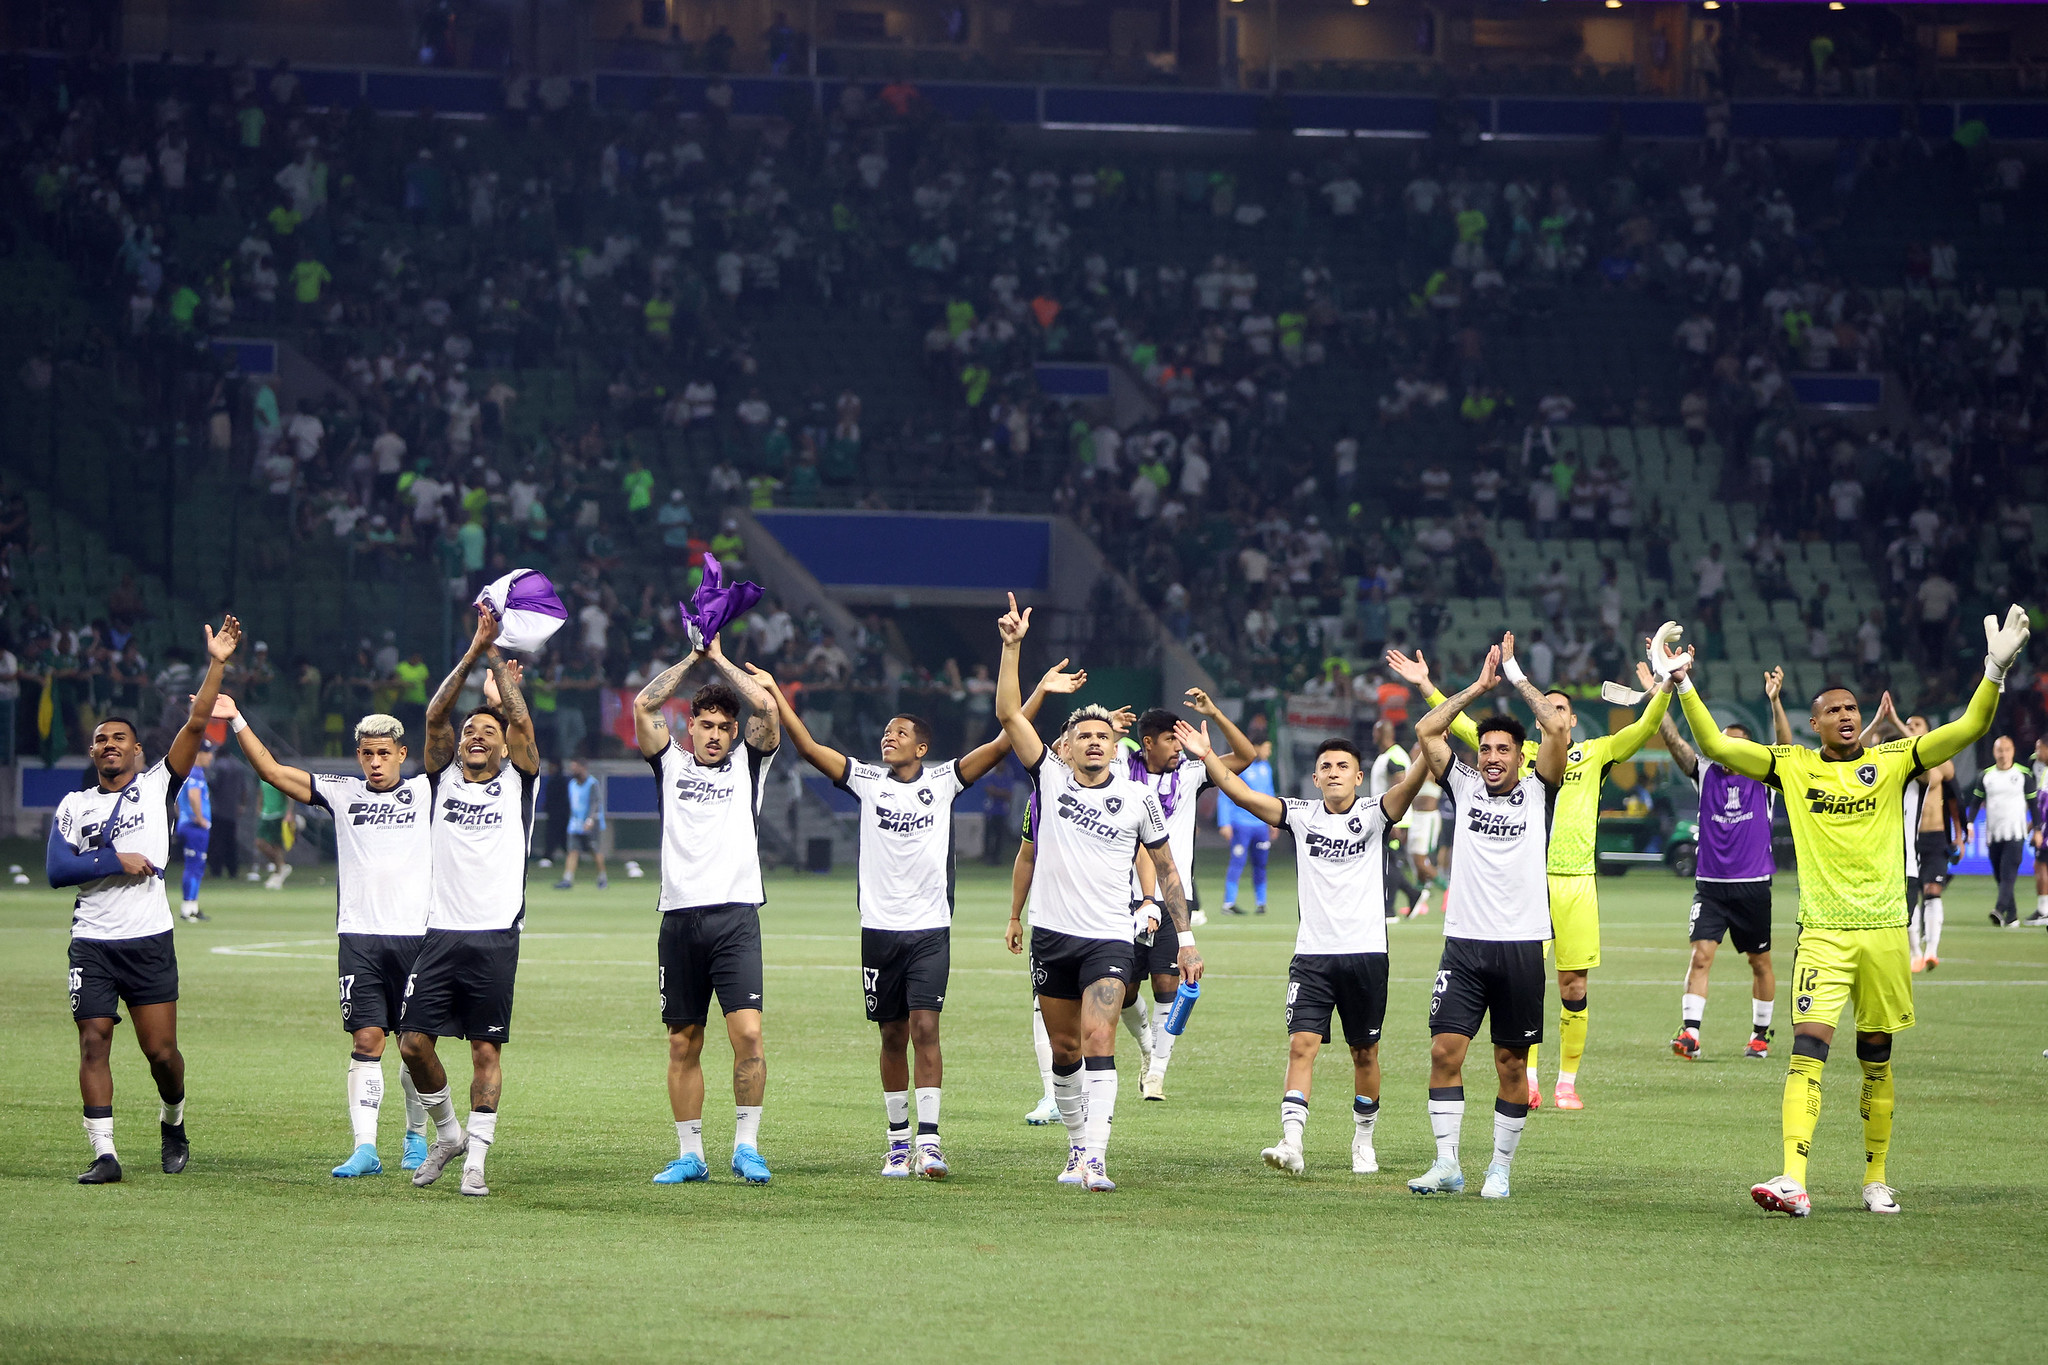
[338,933,425,1033]
[69,931,178,1023]
[861,926,949,1022]
[1029,927,1136,1001]
[1287,952,1388,1047]
[1428,936,1545,1048]
[1131,904,1182,981]
[659,903,764,1028]
[570,832,599,854]
[399,927,520,1043]
[1690,881,1773,956]
[1915,831,1952,888]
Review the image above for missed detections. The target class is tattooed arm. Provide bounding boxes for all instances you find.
[487,649,540,775]
[1148,845,1204,984]
[427,607,498,774]
[706,635,779,752]
[634,645,704,759]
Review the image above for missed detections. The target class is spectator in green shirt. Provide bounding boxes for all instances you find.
[623,458,654,520]
[257,779,293,888]
[290,256,331,310]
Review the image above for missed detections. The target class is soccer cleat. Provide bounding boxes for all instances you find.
[1910,956,1925,974]
[653,1154,710,1184]
[1058,1145,1088,1185]
[915,1144,950,1180]
[1923,956,1938,971]
[1862,1182,1901,1214]
[1189,908,1207,927]
[1254,904,1267,915]
[1082,1157,1117,1192]
[1751,1175,1811,1218]
[1352,1133,1379,1174]
[1140,1073,1165,1102]
[411,1132,470,1187]
[1262,1141,1304,1175]
[1745,1033,1772,1060]
[1480,1164,1512,1199]
[402,1131,430,1169]
[1553,1081,1584,1111]
[1672,1027,1701,1061]
[459,1168,489,1197]
[1989,911,2008,928]
[2022,911,2048,928]
[161,1122,189,1174]
[596,874,609,890]
[1223,903,1244,916]
[1527,1083,1543,1110]
[331,1143,382,1178]
[881,1141,913,1178]
[180,908,210,922]
[77,1154,123,1185]
[552,878,573,891]
[731,1145,772,1184]
[1408,1158,1465,1195]
[1025,1095,1060,1126]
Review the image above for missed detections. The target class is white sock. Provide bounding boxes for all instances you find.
[1149,1000,1177,1076]
[1428,1092,1464,1165]
[1491,1100,1528,1169]
[399,1065,428,1135]
[883,1089,910,1140]
[676,1119,704,1160]
[84,1112,116,1158]
[463,1109,495,1174]
[914,1087,941,1146]
[1280,1090,1307,1147]
[160,1096,185,1127]
[1557,1070,1578,1089]
[1353,1095,1379,1142]
[1121,999,1149,1050]
[418,1084,463,1143]
[1752,997,1775,1031]
[347,1055,382,1147]
[735,1105,762,1152]
[181,899,197,918]
[1081,1058,1117,1156]
[1924,897,1945,956]
[1031,1001,1055,1099]
[1681,993,1705,1029]
[1052,1061,1086,1142]
[1907,910,1923,959]
[2037,894,2048,915]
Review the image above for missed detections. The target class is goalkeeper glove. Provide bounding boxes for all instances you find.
[1648,620,1694,684]
[1984,604,2030,685]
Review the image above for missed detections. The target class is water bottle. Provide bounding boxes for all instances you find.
[1163,979,1201,1036]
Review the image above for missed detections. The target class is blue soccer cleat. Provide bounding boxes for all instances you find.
[401,1131,430,1170]
[731,1145,772,1184]
[332,1144,382,1178]
[1408,1158,1466,1195]
[653,1154,710,1184]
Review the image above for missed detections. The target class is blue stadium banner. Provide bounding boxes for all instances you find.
[754,513,1050,591]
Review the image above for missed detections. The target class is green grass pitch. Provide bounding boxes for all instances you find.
[2,851,2045,1363]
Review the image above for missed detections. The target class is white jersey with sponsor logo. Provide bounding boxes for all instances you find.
[1125,752,1208,902]
[1026,752,1169,942]
[1441,760,1555,942]
[426,764,537,931]
[309,772,432,936]
[1279,795,1390,956]
[652,739,775,912]
[56,761,177,941]
[838,758,968,932]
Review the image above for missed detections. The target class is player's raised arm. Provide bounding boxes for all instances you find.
[1602,673,1674,761]
[1175,719,1283,826]
[1498,631,1570,732]
[426,606,498,774]
[168,614,242,779]
[1764,666,1795,745]
[1184,686,1258,774]
[993,592,1045,771]
[487,647,540,775]
[705,635,778,752]
[1391,647,1483,752]
[1532,656,1572,787]
[1858,690,1906,748]
[1914,606,2029,770]
[1414,647,1501,775]
[632,639,704,758]
[757,666,846,782]
[961,658,1084,784]
[213,692,314,803]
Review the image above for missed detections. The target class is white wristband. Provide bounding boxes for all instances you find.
[1178,932,1197,949]
[231,715,249,733]
[1501,657,1526,685]
[1674,676,1695,695]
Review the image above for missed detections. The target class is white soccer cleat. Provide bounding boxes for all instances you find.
[881,1141,913,1178]
[1082,1157,1116,1192]
[411,1132,470,1187]
[1480,1164,1512,1199]
[1751,1174,1811,1218]
[1862,1182,1901,1214]
[915,1144,950,1180]
[459,1167,489,1197]
[1189,909,1207,927]
[1140,1072,1165,1102]
[1025,1095,1060,1125]
[1352,1133,1379,1174]
[1408,1158,1465,1195]
[1262,1141,1304,1175]
[1057,1145,1087,1185]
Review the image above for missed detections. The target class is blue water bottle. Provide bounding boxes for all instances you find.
[1163,980,1201,1036]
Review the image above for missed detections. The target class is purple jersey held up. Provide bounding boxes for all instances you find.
[1694,760,1776,883]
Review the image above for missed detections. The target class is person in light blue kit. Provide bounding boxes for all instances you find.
[554,757,607,890]
[1220,739,1275,915]
[175,741,215,923]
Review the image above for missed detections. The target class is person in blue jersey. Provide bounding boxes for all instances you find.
[1220,738,1276,915]
[553,757,607,890]
[175,741,215,923]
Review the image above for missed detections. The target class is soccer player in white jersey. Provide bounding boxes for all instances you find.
[995,593,1201,1192]
[50,615,238,1184]
[399,607,540,1198]
[214,688,434,1178]
[1121,692,1257,1099]
[1178,720,1431,1176]
[633,631,781,1186]
[763,659,1081,1177]
[1407,642,1569,1200]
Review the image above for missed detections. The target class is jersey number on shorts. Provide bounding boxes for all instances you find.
[339,973,356,1022]
[67,966,82,1012]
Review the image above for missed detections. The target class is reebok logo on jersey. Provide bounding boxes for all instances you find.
[348,802,419,827]
[1805,788,1880,817]
[441,797,505,828]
